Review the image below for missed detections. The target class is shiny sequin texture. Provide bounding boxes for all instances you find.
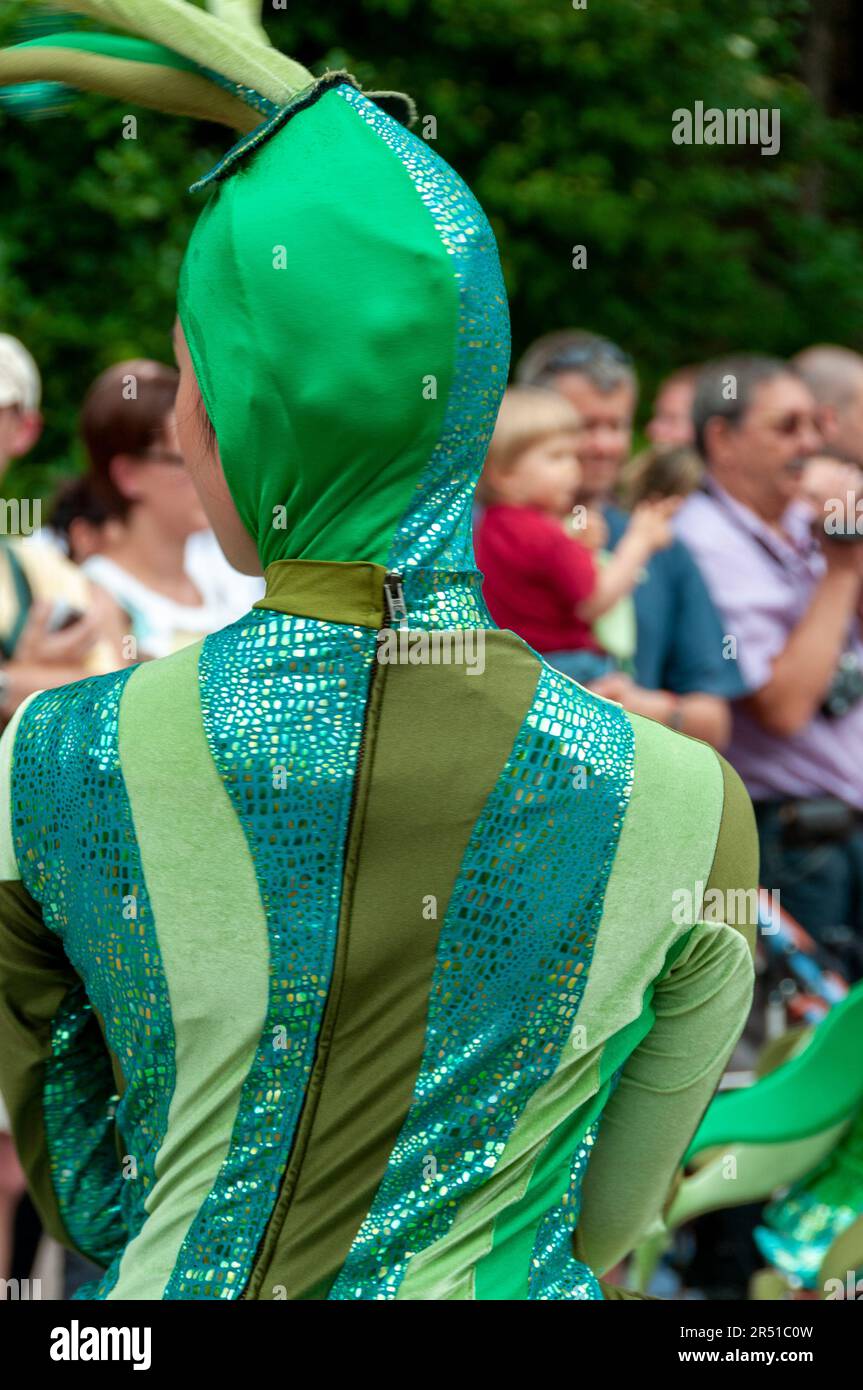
[337,85,510,577]
[330,667,634,1299]
[164,608,377,1298]
[401,569,488,631]
[528,1121,603,1299]
[43,991,126,1269]
[11,672,174,1296]
[755,1104,863,1287]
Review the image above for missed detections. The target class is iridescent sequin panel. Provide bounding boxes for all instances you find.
[337,85,510,576]
[528,1121,603,1300]
[330,666,635,1299]
[400,569,489,631]
[755,1104,863,1288]
[42,986,126,1269]
[165,609,377,1298]
[11,671,174,1296]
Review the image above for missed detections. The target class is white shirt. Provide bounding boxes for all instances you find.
[83,539,261,660]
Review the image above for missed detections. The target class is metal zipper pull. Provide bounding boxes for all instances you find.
[383,571,408,628]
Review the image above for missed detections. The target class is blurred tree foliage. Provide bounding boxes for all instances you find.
[1,0,862,501]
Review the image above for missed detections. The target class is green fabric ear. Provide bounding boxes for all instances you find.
[47,0,314,102]
[1,4,416,136]
[205,0,270,42]
[0,33,265,129]
[685,980,863,1156]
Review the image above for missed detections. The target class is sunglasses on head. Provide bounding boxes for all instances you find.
[544,341,634,375]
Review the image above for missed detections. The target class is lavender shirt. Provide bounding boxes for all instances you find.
[675,481,863,810]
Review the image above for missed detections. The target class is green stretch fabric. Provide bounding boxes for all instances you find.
[253,560,391,629]
[14,33,199,71]
[178,86,459,569]
[246,633,542,1298]
[395,717,757,1300]
[106,644,271,1299]
[0,876,112,1259]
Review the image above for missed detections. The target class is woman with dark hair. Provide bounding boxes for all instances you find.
[76,359,242,659]
[0,0,757,1301]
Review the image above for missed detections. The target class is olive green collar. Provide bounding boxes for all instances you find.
[253,559,391,628]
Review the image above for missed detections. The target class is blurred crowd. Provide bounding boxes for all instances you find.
[1,325,863,1297]
[476,331,863,978]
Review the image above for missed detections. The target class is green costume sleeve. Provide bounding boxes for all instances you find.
[0,705,127,1267]
[573,754,758,1274]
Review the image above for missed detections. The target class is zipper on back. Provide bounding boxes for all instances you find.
[240,571,405,1298]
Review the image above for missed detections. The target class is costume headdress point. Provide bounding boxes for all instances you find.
[1,0,507,577]
[0,0,319,128]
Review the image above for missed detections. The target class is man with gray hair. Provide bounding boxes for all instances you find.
[793,344,863,467]
[516,331,639,505]
[515,330,740,749]
[676,353,863,969]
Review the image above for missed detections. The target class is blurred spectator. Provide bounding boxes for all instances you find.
[645,365,699,448]
[48,473,263,620]
[517,330,738,747]
[78,360,251,659]
[676,355,863,969]
[48,474,117,564]
[184,529,264,621]
[0,334,125,724]
[793,344,863,468]
[475,387,674,682]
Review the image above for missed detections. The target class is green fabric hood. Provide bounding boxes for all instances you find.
[177,80,510,573]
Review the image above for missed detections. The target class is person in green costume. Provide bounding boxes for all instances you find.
[0,0,758,1300]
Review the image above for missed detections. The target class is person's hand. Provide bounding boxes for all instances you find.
[0,1131,26,1202]
[799,458,863,574]
[800,458,863,516]
[821,534,863,581]
[625,496,681,556]
[588,671,636,704]
[590,672,679,722]
[13,599,100,667]
[577,507,609,551]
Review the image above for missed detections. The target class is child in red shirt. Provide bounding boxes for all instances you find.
[475,388,675,683]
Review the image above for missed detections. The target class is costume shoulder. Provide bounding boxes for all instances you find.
[624,709,759,957]
[0,644,205,893]
[0,669,132,887]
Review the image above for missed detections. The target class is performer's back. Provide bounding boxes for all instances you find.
[0,593,755,1299]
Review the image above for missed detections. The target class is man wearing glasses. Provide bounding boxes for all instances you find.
[676,354,863,973]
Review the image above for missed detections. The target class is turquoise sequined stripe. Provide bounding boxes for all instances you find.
[528,1120,603,1300]
[330,666,635,1299]
[11,671,174,1298]
[42,987,126,1268]
[755,1104,863,1288]
[336,85,510,576]
[164,608,377,1299]
[400,569,490,630]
